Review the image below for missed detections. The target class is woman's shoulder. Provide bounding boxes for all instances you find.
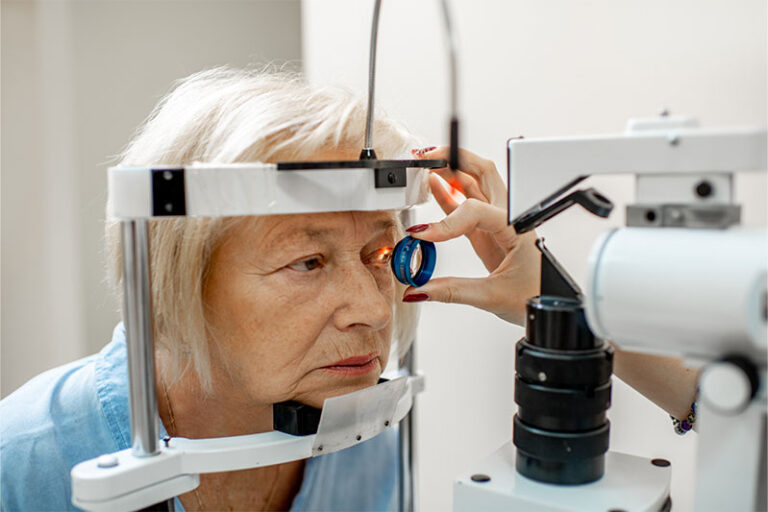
[292,426,400,511]
[0,326,128,511]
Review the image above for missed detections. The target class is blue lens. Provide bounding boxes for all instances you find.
[391,236,437,287]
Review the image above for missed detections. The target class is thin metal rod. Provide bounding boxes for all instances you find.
[439,0,458,120]
[398,209,417,512]
[398,350,417,512]
[363,0,383,152]
[121,219,160,456]
[439,0,461,170]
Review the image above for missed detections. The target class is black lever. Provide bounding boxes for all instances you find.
[510,185,613,299]
[512,188,613,235]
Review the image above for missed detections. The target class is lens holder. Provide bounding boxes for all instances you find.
[391,236,436,287]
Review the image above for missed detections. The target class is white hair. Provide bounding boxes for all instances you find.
[107,66,423,391]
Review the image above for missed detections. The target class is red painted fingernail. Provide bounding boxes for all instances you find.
[411,146,437,157]
[403,293,429,303]
[406,224,430,233]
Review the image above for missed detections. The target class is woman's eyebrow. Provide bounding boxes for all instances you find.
[374,218,397,232]
[265,218,397,247]
[303,218,396,239]
[303,227,337,239]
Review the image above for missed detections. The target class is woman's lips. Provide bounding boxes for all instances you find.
[321,353,379,376]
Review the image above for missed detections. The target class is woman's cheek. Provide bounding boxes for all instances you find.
[373,267,395,297]
[269,269,329,305]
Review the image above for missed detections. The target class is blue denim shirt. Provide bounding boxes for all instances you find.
[1,324,399,511]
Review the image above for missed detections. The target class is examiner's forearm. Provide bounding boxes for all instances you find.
[612,346,700,421]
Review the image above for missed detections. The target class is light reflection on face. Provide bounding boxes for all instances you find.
[203,210,398,409]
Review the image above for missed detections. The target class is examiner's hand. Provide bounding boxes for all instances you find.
[402,146,541,326]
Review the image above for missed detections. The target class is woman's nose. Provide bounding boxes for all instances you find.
[332,263,392,331]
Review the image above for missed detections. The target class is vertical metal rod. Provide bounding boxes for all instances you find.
[399,348,417,512]
[121,219,160,456]
[439,0,460,171]
[439,0,458,122]
[398,209,417,512]
[363,0,383,153]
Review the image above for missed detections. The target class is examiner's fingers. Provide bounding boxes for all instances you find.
[406,198,508,243]
[402,276,499,311]
[430,175,507,271]
[415,146,506,207]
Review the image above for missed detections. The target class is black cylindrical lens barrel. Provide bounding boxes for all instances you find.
[514,415,609,485]
[525,296,598,350]
[513,295,613,485]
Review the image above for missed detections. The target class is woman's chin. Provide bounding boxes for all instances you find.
[299,370,382,409]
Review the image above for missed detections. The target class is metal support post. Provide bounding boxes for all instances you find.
[120,219,160,457]
[399,347,417,512]
[398,208,418,512]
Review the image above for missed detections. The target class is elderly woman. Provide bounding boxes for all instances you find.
[1,67,699,511]
[1,68,422,511]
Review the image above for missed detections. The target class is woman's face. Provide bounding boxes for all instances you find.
[203,210,398,409]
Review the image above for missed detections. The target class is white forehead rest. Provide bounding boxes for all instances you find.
[107,162,434,220]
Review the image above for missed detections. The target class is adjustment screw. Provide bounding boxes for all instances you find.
[695,180,714,198]
[384,420,390,427]
[317,445,323,451]
[97,454,119,468]
[537,372,547,382]
[163,436,171,448]
[164,203,173,212]
[387,172,396,184]
[470,474,491,483]
[163,170,174,181]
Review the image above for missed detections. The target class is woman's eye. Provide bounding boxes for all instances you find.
[288,256,324,272]
[364,247,393,267]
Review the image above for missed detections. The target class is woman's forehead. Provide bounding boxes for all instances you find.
[249,211,398,244]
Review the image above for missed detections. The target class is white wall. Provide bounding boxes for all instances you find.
[1,0,303,398]
[302,1,767,511]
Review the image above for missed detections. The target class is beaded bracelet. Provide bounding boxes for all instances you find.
[670,401,696,435]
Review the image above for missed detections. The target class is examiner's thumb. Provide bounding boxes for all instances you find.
[402,277,494,311]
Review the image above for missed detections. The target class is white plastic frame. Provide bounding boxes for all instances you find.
[507,122,767,220]
[109,163,429,220]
